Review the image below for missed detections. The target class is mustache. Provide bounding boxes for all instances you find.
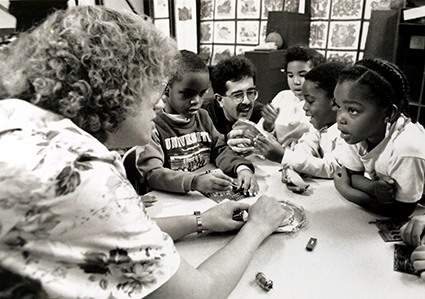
[237,102,252,112]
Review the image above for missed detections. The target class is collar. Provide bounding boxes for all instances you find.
[162,109,191,123]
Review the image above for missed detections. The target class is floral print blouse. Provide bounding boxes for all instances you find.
[0,99,180,298]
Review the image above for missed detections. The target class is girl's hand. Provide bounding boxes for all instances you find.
[202,201,250,232]
[373,176,395,205]
[261,104,279,132]
[192,169,233,193]
[255,135,285,163]
[236,169,259,197]
[334,166,350,186]
[400,215,425,247]
[410,245,425,279]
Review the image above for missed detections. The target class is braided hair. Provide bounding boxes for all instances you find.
[337,58,411,121]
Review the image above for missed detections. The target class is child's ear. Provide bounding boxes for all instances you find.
[385,104,399,123]
[163,87,169,97]
[214,93,224,107]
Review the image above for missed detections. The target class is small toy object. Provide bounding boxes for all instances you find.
[306,237,317,251]
[255,272,273,291]
[281,167,309,194]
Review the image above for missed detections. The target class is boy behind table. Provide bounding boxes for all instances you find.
[256,62,346,179]
[136,50,259,196]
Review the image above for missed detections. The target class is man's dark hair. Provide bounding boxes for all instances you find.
[210,56,256,96]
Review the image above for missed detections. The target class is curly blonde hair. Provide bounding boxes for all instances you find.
[0,6,177,142]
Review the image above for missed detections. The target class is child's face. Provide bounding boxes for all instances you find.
[286,60,313,100]
[334,81,388,150]
[165,71,210,118]
[302,80,337,130]
[218,76,256,123]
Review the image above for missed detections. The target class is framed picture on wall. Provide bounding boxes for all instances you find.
[262,0,285,19]
[311,0,331,19]
[327,50,358,65]
[200,22,214,43]
[236,45,257,55]
[215,0,236,19]
[154,19,170,36]
[214,21,236,44]
[260,21,268,43]
[328,21,361,50]
[199,45,213,65]
[212,45,235,65]
[174,0,197,51]
[153,0,169,18]
[237,0,261,19]
[331,0,363,19]
[237,21,260,44]
[310,21,328,48]
[200,0,214,20]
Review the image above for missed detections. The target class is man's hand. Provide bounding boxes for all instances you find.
[227,129,255,156]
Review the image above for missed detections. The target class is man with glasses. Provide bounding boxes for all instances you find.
[201,56,264,137]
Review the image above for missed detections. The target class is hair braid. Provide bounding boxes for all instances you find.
[357,58,411,118]
[338,58,411,120]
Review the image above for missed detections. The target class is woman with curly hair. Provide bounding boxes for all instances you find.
[0,6,287,299]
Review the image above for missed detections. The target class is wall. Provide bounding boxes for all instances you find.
[198,0,405,65]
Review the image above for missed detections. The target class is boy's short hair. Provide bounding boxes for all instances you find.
[210,55,256,96]
[168,50,209,85]
[283,46,326,71]
[305,62,345,98]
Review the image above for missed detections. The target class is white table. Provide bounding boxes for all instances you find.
[146,156,425,299]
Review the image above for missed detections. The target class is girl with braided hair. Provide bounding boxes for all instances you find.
[333,58,425,219]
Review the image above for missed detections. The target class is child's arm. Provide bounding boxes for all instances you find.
[136,132,195,193]
[350,174,395,204]
[280,129,341,178]
[209,122,258,195]
[255,134,286,163]
[334,167,417,219]
[400,214,425,247]
[261,103,279,132]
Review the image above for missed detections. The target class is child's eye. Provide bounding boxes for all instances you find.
[200,90,208,98]
[348,108,358,115]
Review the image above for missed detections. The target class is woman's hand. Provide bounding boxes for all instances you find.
[400,215,425,247]
[244,194,287,236]
[236,169,259,196]
[202,201,250,232]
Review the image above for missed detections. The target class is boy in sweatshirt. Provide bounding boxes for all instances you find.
[136,50,259,196]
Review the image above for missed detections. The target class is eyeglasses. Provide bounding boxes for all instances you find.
[219,89,259,103]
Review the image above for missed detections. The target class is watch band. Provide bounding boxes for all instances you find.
[193,211,203,234]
